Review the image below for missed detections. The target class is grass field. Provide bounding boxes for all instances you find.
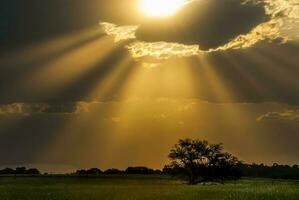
[0,176,298,200]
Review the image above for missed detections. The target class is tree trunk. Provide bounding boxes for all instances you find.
[188,170,196,185]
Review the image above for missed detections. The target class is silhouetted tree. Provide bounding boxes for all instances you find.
[15,167,27,174]
[239,163,299,180]
[86,168,103,175]
[76,169,87,175]
[104,168,124,174]
[166,139,241,184]
[154,169,163,174]
[125,167,155,174]
[0,168,14,175]
[26,168,40,175]
[75,168,103,175]
[0,167,40,175]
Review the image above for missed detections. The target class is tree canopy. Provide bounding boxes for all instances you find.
[166,139,242,184]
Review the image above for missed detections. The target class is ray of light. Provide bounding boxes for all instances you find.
[196,54,233,102]
[220,51,269,98]
[101,57,199,146]
[0,27,104,68]
[23,36,117,96]
[86,56,135,100]
[195,54,257,139]
[256,42,299,68]
[242,48,299,88]
[254,46,299,83]
[35,54,139,168]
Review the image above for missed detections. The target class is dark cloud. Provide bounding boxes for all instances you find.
[136,0,267,49]
[100,0,298,60]
[0,0,141,50]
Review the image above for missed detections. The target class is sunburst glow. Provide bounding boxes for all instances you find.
[139,0,186,17]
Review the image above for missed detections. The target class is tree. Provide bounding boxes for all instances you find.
[125,167,155,174]
[86,168,103,175]
[167,139,241,185]
[104,168,123,174]
[15,167,27,174]
[26,168,40,175]
[0,168,14,175]
[75,168,103,175]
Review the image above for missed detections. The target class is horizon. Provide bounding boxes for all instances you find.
[1,161,299,175]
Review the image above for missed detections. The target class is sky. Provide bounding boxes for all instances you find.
[0,0,298,173]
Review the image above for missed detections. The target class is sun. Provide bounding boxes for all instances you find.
[139,0,186,17]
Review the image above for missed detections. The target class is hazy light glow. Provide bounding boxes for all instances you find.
[139,0,186,17]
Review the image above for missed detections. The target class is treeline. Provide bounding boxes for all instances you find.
[1,164,299,180]
[0,167,40,175]
[75,167,162,175]
[163,164,299,180]
[74,164,299,180]
[239,163,299,180]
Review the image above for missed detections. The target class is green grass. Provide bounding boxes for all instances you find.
[0,176,298,200]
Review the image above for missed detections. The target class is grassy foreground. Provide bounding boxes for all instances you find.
[0,176,298,200]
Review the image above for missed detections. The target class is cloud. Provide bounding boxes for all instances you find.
[100,22,138,42]
[0,102,101,116]
[100,24,202,60]
[100,0,299,60]
[0,103,48,115]
[127,41,199,60]
[212,0,299,51]
[258,110,299,122]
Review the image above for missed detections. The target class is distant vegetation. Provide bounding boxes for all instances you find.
[0,167,40,175]
[72,164,299,180]
[2,164,298,180]
[1,139,298,182]
[239,163,299,180]
[75,167,162,176]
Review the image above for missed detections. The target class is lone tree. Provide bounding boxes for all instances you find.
[165,139,242,185]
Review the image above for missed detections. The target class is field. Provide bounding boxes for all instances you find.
[0,176,298,200]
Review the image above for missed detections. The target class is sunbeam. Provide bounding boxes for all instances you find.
[23,36,116,97]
